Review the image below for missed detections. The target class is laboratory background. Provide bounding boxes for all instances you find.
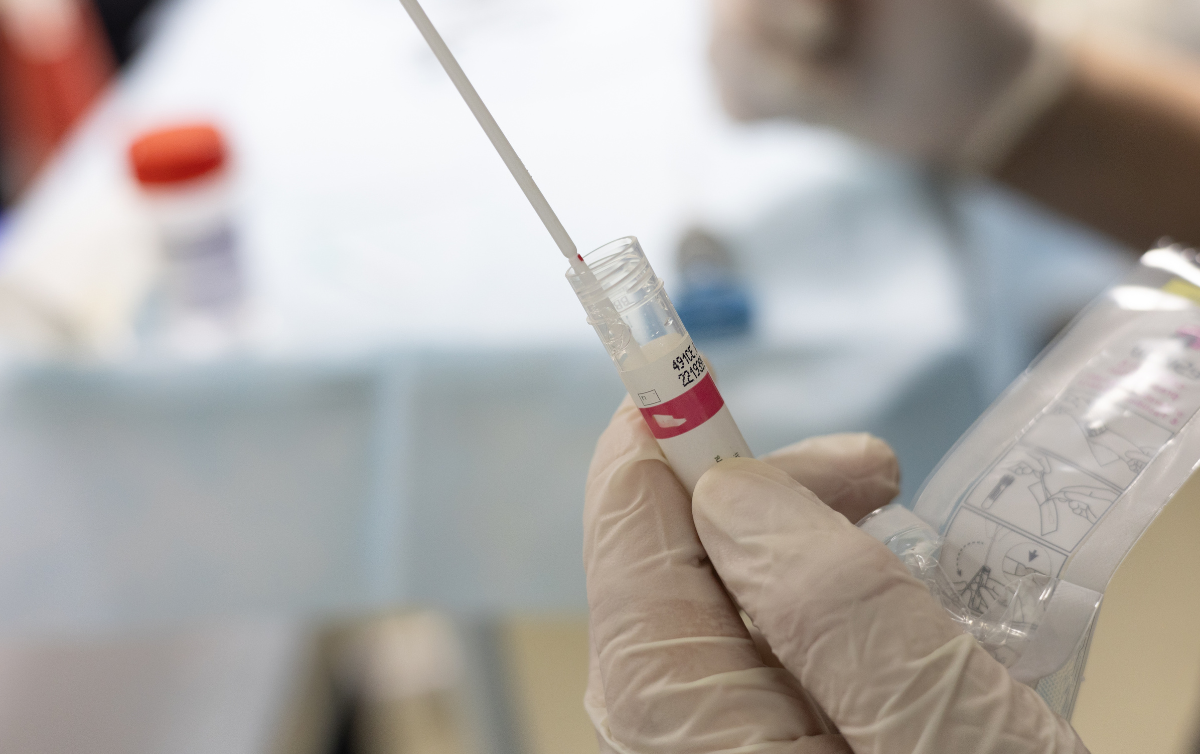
[0,0,1196,751]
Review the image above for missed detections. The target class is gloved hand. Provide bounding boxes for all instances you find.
[709,0,1068,170]
[583,399,1088,753]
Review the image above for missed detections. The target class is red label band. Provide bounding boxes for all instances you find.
[638,373,725,439]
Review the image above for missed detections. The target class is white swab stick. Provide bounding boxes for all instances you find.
[395,0,583,268]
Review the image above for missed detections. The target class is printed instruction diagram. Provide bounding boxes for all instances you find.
[942,327,1200,620]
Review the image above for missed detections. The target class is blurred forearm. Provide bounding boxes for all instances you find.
[998,44,1200,251]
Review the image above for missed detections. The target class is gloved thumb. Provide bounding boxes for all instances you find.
[692,459,1088,754]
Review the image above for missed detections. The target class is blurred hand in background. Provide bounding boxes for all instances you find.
[710,0,1200,251]
[710,0,1038,168]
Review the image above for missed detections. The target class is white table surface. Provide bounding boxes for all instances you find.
[0,0,1132,632]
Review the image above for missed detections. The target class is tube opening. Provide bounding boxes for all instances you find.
[566,236,659,314]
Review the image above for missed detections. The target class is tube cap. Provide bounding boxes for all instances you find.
[129,124,226,186]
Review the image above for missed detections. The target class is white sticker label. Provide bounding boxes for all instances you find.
[621,336,708,405]
[620,336,723,441]
[617,334,753,491]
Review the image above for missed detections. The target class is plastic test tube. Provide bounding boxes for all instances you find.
[568,237,753,492]
[392,0,750,490]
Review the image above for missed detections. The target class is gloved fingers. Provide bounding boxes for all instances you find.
[585,400,844,751]
[693,459,1087,754]
[761,433,900,524]
[585,632,632,754]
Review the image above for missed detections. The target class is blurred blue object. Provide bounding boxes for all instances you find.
[673,228,753,341]
[675,282,752,340]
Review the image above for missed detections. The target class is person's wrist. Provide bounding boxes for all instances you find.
[840,0,1057,168]
[953,30,1074,174]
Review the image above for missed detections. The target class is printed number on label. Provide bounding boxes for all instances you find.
[673,345,707,387]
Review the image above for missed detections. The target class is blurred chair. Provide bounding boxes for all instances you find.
[92,0,159,66]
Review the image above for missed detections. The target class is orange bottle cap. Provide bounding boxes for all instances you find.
[129,124,226,186]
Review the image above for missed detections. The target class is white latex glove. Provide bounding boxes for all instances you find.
[709,0,1069,170]
[584,400,1088,753]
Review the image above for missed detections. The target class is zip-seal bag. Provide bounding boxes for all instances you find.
[859,244,1200,719]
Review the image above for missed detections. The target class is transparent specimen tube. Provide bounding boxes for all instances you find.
[568,237,753,492]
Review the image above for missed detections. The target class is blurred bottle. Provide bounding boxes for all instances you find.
[672,227,753,341]
[0,0,115,200]
[129,123,245,358]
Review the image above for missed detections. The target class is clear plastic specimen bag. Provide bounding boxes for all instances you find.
[862,245,1200,718]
